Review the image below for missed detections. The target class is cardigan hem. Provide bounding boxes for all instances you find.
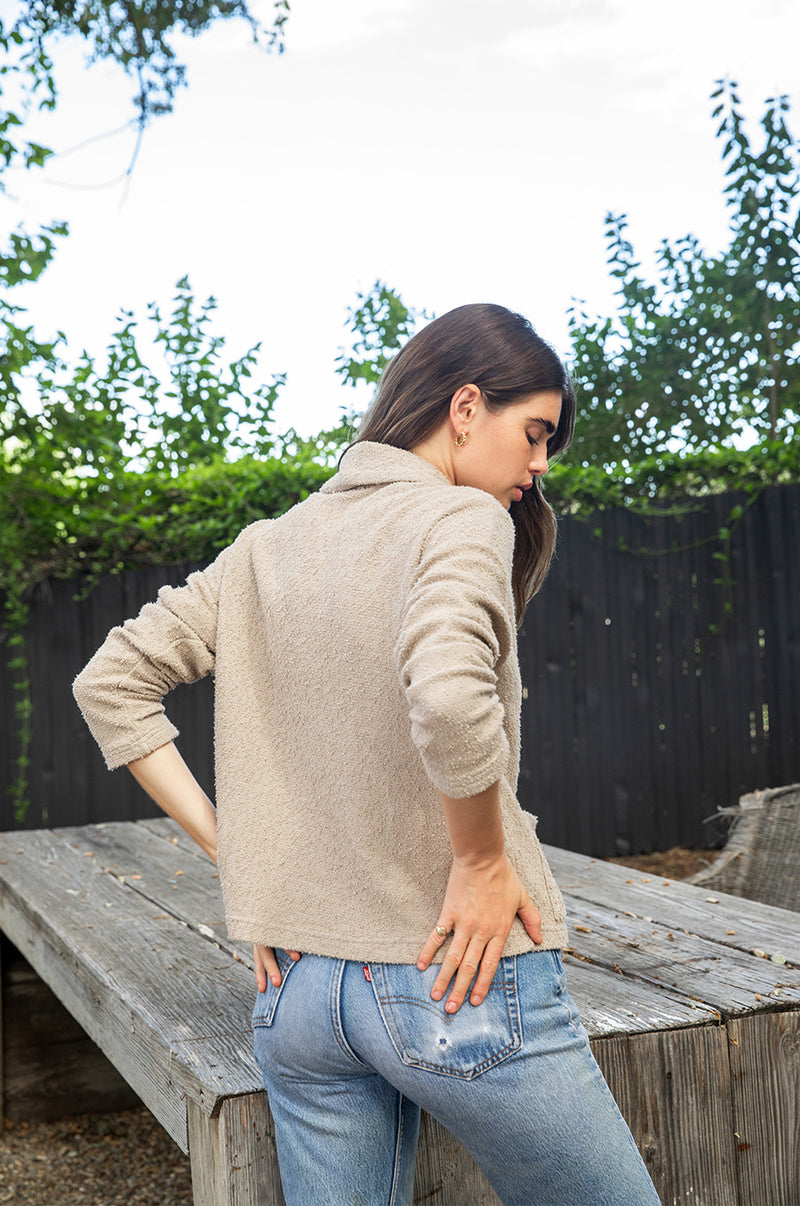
[226,918,569,965]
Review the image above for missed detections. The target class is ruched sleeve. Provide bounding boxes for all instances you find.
[73,547,228,770]
[394,494,517,798]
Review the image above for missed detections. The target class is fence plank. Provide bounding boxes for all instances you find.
[3,484,798,853]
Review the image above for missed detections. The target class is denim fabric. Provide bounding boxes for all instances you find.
[253,948,661,1206]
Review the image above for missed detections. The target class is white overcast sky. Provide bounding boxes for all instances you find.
[4,0,800,435]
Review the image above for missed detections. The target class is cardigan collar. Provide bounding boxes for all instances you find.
[320,441,452,494]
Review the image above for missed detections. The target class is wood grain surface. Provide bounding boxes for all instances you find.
[2,819,799,1205]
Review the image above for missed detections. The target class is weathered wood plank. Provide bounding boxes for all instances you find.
[593,1025,738,1206]
[727,1010,800,1206]
[0,829,262,1150]
[58,820,235,952]
[545,844,800,964]
[5,819,800,1206]
[133,819,784,1030]
[188,1095,285,1206]
[562,902,800,1015]
[561,953,720,1037]
[60,821,759,1032]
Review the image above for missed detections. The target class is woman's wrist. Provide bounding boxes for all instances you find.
[438,782,505,864]
[451,846,506,871]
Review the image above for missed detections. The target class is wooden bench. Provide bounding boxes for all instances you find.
[1,818,799,1205]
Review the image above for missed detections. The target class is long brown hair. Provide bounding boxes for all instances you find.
[355,303,575,620]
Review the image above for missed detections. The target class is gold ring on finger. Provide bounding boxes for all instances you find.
[435,925,447,938]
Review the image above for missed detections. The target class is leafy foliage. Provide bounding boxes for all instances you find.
[0,2,295,816]
[336,280,429,388]
[1,277,299,581]
[12,0,290,122]
[567,80,800,465]
[1,16,67,415]
[543,440,800,517]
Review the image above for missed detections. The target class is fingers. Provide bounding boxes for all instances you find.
[429,938,466,1006]
[417,922,451,971]
[253,943,270,992]
[431,933,483,1013]
[467,935,505,1006]
[253,944,302,990]
[518,896,543,945]
[431,932,506,1014]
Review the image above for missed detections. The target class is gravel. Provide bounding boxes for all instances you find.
[0,1107,192,1206]
[0,846,719,1204]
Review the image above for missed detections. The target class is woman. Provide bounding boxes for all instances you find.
[74,304,661,1206]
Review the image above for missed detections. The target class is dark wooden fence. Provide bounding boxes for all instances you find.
[517,482,799,854]
[2,483,798,856]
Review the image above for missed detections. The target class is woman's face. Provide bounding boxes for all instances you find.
[453,390,563,510]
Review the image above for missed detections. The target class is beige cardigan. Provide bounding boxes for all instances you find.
[73,442,568,961]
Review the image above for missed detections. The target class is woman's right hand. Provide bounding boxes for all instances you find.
[253,944,301,991]
[416,853,542,1014]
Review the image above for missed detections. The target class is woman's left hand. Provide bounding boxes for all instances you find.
[253,943,301,991]
[416,852,542,1013]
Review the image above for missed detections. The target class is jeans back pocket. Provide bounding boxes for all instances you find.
[252,949,299,1029]
[369,957,521,1079]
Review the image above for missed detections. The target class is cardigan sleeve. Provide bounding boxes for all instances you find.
[73,547,229,771]
[394,494,517,798]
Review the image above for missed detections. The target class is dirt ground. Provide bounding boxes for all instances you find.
[608,844,720,880]
[0,1107,193,1206]
[0,845,720,1205]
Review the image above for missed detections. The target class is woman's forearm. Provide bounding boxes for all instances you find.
[438,781,505,866]
[127,741,218,863]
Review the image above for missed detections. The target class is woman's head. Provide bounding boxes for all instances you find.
[356,303,574,455]
[355,303,575,619]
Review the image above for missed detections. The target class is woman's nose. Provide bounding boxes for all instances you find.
[529,448,549,476]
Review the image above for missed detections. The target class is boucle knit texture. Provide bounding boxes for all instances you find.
[73,442,568,961]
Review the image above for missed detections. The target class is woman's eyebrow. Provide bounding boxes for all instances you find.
[529,416,556,435]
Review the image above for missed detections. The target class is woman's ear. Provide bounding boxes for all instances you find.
[449,384,482,432]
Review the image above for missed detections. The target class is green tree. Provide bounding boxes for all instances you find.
[0,275,302,821]
[336,280,429,389]
[1,17,67,411]
[567,81,800,466]
[1,1,291,426]
[3,277,285,480]
[10,1,290,122]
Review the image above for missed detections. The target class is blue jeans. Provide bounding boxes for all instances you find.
[252,948,661,1206]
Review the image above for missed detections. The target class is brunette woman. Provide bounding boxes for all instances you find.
[74,304,661,1205]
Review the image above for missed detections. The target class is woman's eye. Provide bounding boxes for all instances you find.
[527,434,539,447]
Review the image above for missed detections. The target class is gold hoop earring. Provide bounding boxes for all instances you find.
[454,431,468,448]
